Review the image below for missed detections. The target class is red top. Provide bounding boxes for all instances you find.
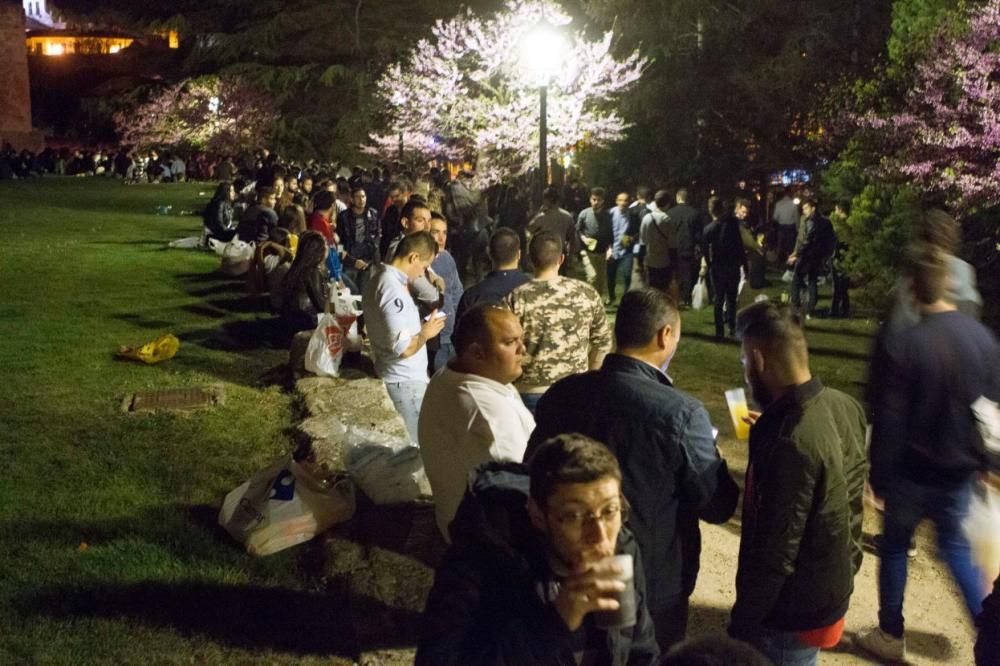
[798,616,844,648]
[308,211,333,244]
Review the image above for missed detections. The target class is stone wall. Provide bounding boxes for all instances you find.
[0,4,43,151]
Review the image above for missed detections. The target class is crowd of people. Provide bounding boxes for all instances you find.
[197,157,998,664]
[7,138,997,663]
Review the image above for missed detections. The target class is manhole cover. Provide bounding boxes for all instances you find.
[123,386,224,413]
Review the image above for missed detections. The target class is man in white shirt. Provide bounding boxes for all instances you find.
[418,303,535,540]
[362,231,446,442]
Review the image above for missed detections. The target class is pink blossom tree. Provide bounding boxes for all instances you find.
[115,75,278,155]
[367,0,646,185]
[855,0,1000,211]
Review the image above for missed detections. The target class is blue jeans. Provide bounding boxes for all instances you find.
[878,477,986,637]
[384,380,427,444]
[750,626,819,666]
[606,253,634,303]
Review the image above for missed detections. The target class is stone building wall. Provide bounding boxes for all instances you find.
[0,4,43,151]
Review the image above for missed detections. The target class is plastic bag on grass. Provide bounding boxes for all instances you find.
[219,455,356,556]
[220,240,254,276]
[118,334,179,364]
[304,311,344,377]
[964,482,1000,583]
[344,427,428,505]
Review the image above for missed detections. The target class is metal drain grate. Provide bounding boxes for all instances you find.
[123,386,224,413]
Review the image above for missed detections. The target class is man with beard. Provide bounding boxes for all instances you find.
[729,301,867,665]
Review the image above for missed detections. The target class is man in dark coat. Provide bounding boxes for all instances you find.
[417,436,660,666]
[529,288,740,650]
[787,198,836,317]
[730,301,868,665]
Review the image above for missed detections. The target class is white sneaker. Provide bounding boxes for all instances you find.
[855,626,906,662]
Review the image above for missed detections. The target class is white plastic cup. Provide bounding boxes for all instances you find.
[594,554,636,630]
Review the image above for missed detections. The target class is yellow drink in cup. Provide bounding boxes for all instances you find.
[725,388,751,440]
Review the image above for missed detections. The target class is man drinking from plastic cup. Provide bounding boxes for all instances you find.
[416,434,659,665]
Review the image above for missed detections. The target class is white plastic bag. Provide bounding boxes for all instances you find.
[220,239,254,276]
[781,269,795,283]
[331,284,363,353]
[344,427,429,505]
[304,311,344,377]
[737,266,748,298]
[219,455,356,556]
[691,277,709,310]
[964,482,1000,584]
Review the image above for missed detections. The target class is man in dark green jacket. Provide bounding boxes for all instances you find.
[728,302,868,665]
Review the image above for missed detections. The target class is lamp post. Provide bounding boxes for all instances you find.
[520,19,567,207]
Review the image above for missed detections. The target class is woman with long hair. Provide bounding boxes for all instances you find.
[203,181,237,243]
[279,230,330,333]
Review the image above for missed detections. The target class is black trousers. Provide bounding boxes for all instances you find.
[650,597,690,652]
[711,265,741,335]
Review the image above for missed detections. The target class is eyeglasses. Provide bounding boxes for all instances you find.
[552,501,626,530]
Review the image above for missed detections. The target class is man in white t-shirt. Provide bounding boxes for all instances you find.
[362,231,446,442]
[418,303,535,540]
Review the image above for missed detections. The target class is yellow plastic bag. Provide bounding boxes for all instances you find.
[119,334,180,364]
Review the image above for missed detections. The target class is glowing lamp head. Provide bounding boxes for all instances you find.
[519,19,567,86]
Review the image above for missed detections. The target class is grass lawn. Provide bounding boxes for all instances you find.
[0,178,351,664]
[0,178,878,664]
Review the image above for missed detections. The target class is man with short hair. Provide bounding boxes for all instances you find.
[787,198,835,318]
[362,231,447,442]
[428,213,464,371]
[666,188,702,305]
[528,186,578,262]
[418,303,534,540]
[772,188,800,264]
[607,192,636,305]
[338,185,381,293]
[236,186,279,243]
[456,227,531,323]
[530,288,740,649]
[387,200,445,317]
[703,198,752,339]
[576,187,614,302]
[629,186,653,289]
[729,301,868,665]
[856,243,999,663]
[507,231,612,414]
[417,434,660,666]
[379,181,407,259]
[640,190,675,294]
[307,190,337,245]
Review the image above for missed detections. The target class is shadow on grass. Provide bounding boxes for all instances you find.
[805,345,870,362]
[682,331,741,346]
[186,283,248,298]
[17,581,361,657]
[113,312,178,330]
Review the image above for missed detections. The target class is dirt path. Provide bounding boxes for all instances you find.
[688,437,978,664]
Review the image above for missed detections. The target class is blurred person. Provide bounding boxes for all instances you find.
[856,243,999,663]
[730,301,868,665]
[772,188,799,264]
[530,288,740,649]
[528,186,578,275]
[629,186,654,289]
[703,198,758,339]
[416,434,660,666]
[417,304,534,540]
[506,231,612,414]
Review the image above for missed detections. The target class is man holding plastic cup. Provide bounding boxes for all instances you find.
[729,301,868,665]
[417,434,659,665]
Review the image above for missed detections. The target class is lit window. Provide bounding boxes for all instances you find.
[109,44,121,54]
[45,42,64,56]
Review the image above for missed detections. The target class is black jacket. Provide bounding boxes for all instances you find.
[730,378,868,636]
[529,355,739,611]
[665,203,701,257]
[703,213,746,268]
[337,206,381,264]
[417,463,660,666]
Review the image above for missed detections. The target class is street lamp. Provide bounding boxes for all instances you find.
[520,19,567,205]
